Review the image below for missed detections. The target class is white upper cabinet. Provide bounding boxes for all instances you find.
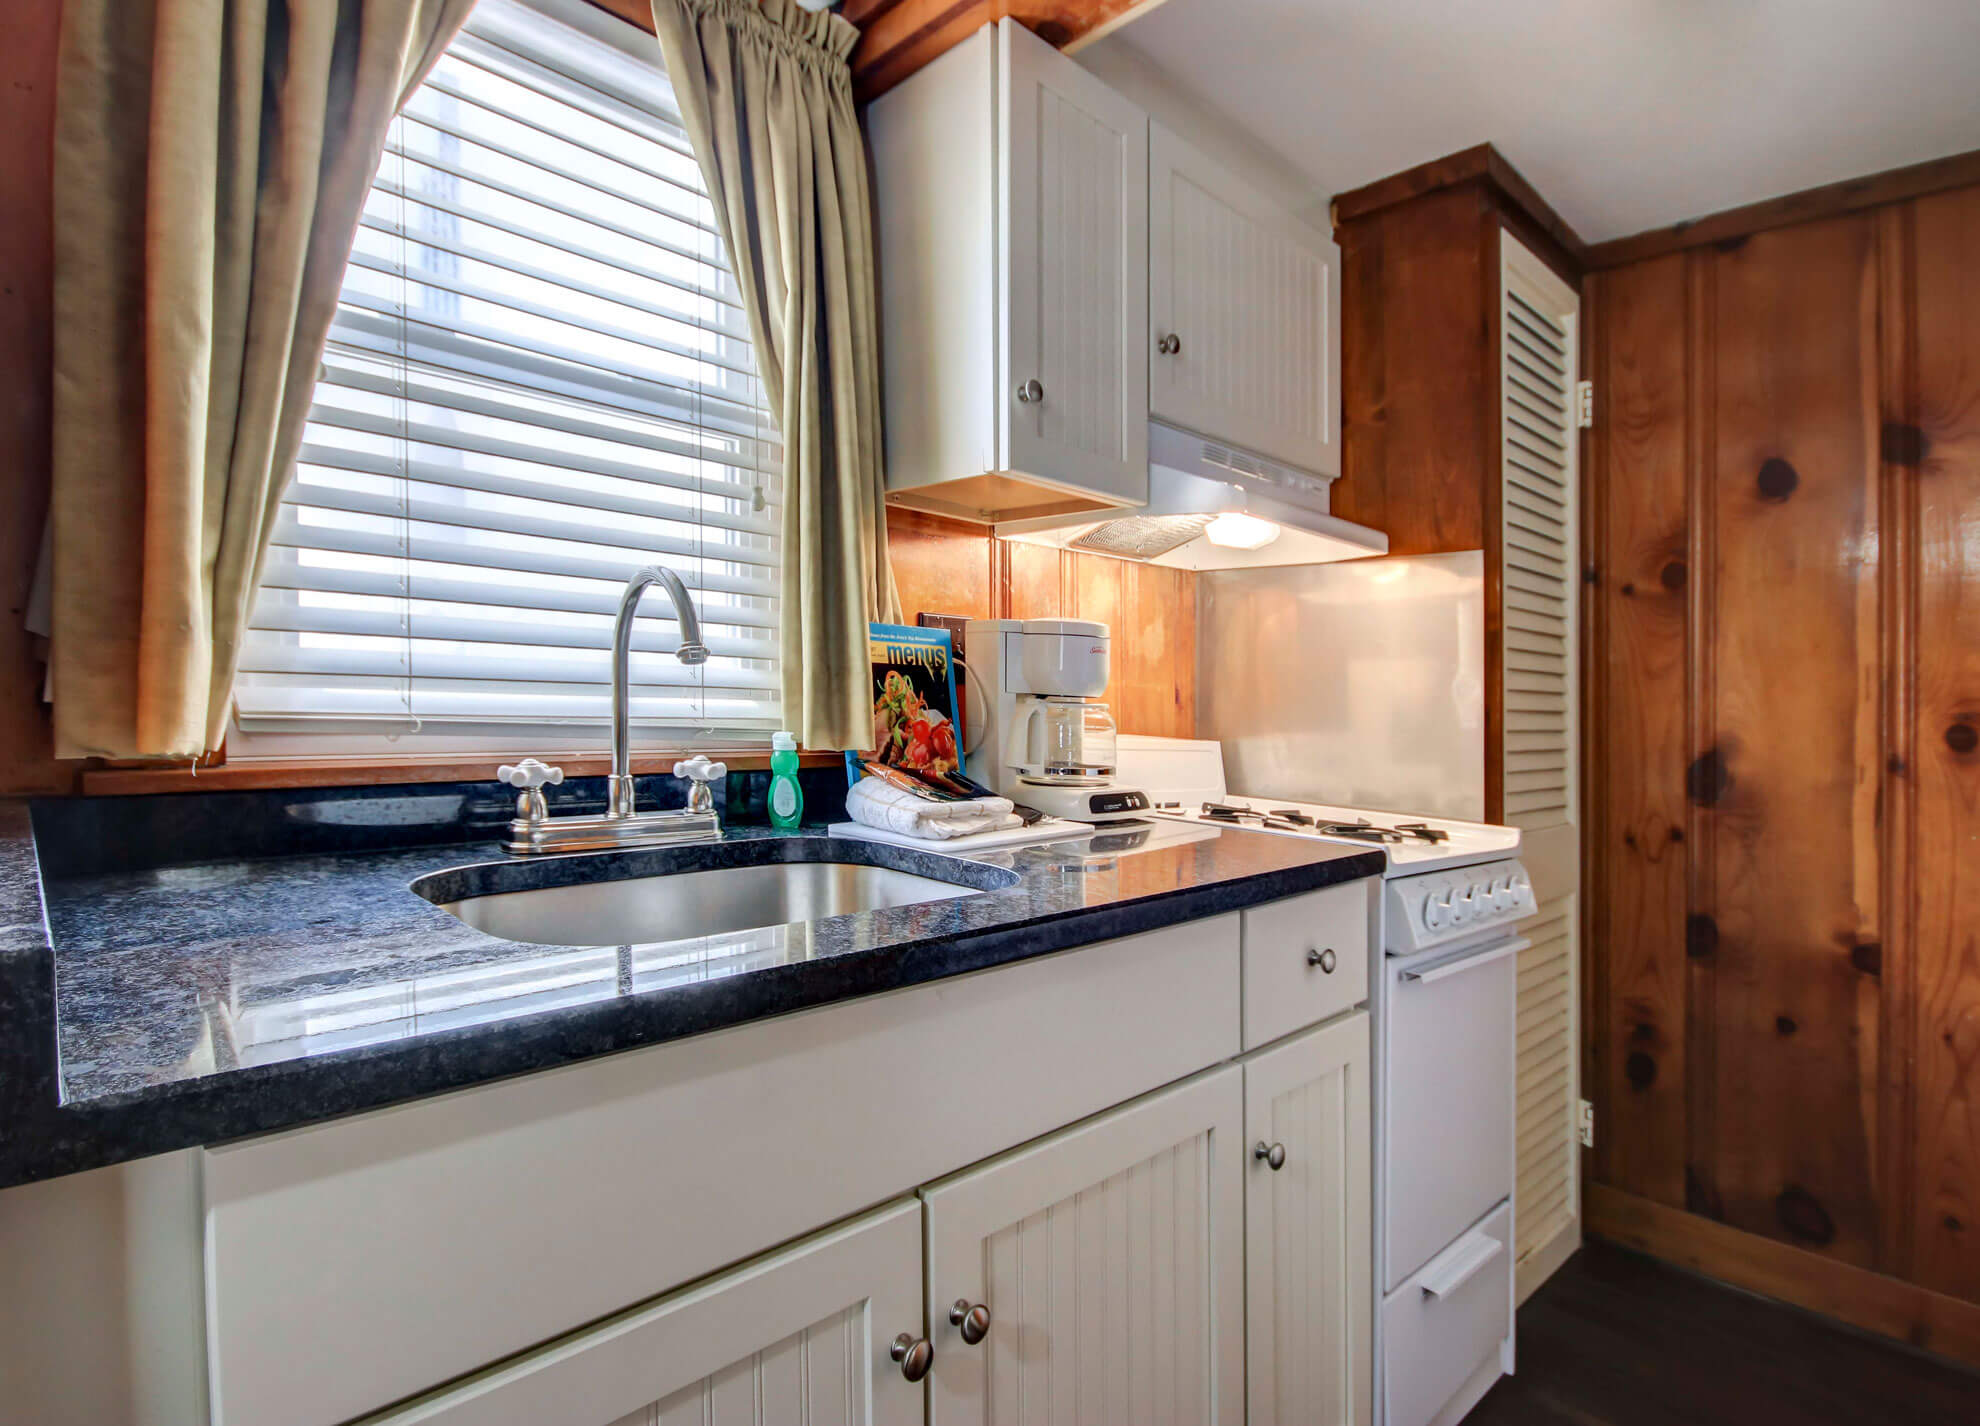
[1149,123,1340,475]
[870,21,1149,522]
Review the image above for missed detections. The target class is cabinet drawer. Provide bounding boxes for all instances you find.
[1241,880,1372,1048]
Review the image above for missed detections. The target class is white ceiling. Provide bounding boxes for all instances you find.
[1082,0,1980,243]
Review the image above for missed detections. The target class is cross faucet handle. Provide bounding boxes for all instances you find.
[498,758,565,791]
[673,755,727,784]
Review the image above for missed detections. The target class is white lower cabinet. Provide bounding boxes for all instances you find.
[1243,1015,1373,1426]
[375,1202,926,1426]
[922,1067,1247,1426]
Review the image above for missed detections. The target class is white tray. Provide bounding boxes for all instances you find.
[826,817,1096,852]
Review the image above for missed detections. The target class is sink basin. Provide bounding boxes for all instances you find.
[416,841,1006,947]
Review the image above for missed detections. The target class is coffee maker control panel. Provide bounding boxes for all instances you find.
[1086,790,1150,816]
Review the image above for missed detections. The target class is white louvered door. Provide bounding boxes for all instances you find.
[374,1202,924,1426]
[1497,232,1582,1302]
[924,1067,1245,1426]
[998,20,1148,504]
[1243,1015,1372,1426]
[1148,123,1338,475]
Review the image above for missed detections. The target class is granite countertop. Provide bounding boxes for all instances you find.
[0,793,1382,1190]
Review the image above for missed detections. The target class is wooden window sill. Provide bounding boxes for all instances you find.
[79,749,844,797]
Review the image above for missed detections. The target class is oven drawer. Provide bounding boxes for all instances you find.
[1241,878,1372,1047]
[1382,1202,1512,1426]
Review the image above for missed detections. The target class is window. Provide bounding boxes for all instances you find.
[237,0,780,746]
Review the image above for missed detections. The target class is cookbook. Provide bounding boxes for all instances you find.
[843,622,981,797]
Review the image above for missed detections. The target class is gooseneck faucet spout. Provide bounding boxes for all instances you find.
[610,565,709,818]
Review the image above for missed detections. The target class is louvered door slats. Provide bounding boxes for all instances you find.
[1499,233,1582,1299]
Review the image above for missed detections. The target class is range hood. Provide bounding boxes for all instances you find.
[995,422,1389,570]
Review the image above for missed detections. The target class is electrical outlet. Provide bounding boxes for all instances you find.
[1577,1098,1595,1149]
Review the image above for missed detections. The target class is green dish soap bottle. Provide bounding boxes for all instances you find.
[768,730,803,829]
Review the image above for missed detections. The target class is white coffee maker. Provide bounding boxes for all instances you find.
[962,618,1152,823]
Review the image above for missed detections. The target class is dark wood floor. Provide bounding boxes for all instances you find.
[1468,1241,1980,1426]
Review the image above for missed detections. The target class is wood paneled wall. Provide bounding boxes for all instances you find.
[886,508,1197,737]
[1584,182,1980,1359]
[0,3,66,798]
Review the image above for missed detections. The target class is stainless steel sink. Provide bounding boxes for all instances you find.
[430,857,985,947]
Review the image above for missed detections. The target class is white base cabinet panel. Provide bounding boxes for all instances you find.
[378,1202,924,1426]
[923,1067,1246,1426]
[1243,1014,1372,1426]
[202,918,1239,1426]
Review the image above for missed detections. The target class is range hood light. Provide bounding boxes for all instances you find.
[1204,512,1281,550]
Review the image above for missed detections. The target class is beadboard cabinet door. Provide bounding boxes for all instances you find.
[998,20,1149,504]
[1244,1014,1372,1426]
[1149,123,1338,475]
[923,1068,1245,1426]
[370,1202,925,1426]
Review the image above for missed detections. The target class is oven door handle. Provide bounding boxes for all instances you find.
[1399,937,1529,986]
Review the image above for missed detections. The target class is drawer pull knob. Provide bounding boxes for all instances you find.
[1015,378,1044,403]
[890,1332,934,1382]
[950,1299,992,1344]
[1307,947,1338,973]
[1254,1140,1287,1171]
[1157,332,1182,355]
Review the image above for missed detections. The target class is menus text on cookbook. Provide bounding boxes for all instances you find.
[845,622,964,785]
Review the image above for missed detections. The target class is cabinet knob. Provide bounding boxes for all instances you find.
[1157,332,1182,355]
[1015,378,1044,404]
[890,1332,933,1382]
[1307,947,1338,974]
[949,1299,992,1345]
[1254,1140,1287,1171]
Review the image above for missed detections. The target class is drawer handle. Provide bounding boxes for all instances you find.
[1254,1140,1287,1171]
[1419,1233,1504,1301]
[1157,332,1182,355]
[1307,947,1337,973]
[1015,378,1044,403]
[890,1332,934,1382]
[950,1299,992,1345]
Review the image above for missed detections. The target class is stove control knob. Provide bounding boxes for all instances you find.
[1423,894,1451,931]
[1450,889,1474,926]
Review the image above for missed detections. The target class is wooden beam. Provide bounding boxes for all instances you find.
[1584,147,1980,270]
[1331,142,1589,270]
[1586,1184,1980,1368]
[844,0,1167,100]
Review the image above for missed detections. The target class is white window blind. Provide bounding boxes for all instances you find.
[238,0,782,737]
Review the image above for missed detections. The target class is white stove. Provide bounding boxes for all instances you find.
[1118,735,1522,1426]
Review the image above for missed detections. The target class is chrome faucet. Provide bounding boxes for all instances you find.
[609,565,709,817]
[495,565,726,855]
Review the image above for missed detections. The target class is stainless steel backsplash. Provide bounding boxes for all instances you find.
[1196,551,1486,819]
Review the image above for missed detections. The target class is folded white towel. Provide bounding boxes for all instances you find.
[845,775,1021,841]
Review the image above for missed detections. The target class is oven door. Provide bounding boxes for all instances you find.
[1381,933,1522,1292]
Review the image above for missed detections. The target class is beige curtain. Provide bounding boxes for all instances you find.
[650,0,899,750]
[51,0,477,759]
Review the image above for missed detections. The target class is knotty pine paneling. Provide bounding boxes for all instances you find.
[1703,214,1883,1268]
[1908,184,1980,1301]
[1585,253,1690,1208]
[883,509,1197,738]
[1586,179,1980,1350]
[0,3,69,797]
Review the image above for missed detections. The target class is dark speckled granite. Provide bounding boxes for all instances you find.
[0,791,1381,1190]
